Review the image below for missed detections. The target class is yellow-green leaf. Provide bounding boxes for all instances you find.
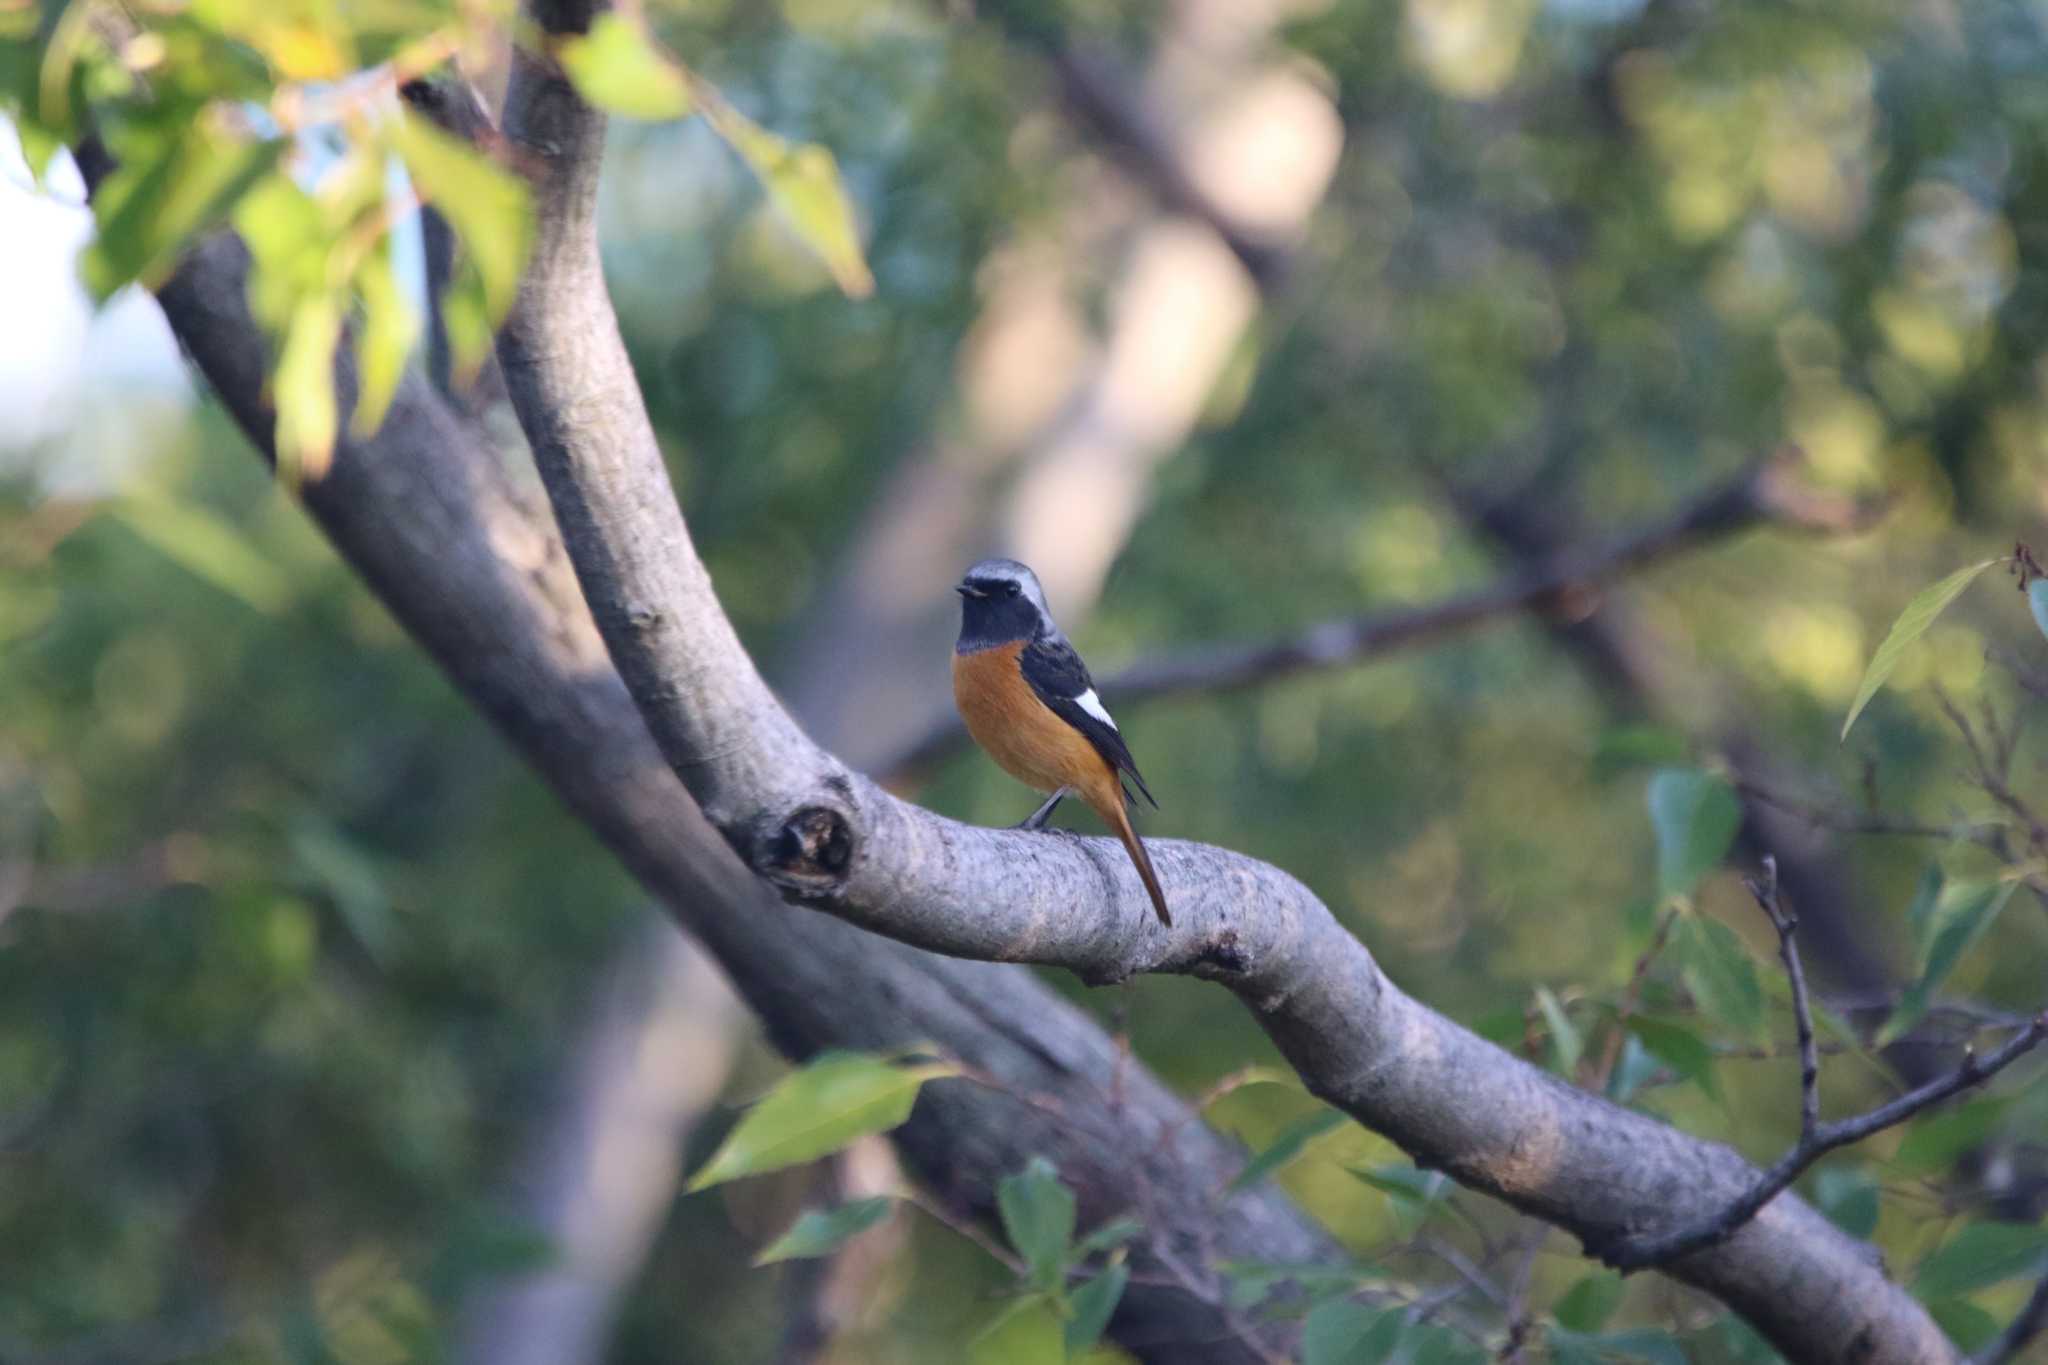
[557,14,693,121]
[389,114,531,324]
[1841,559,2002,740]
[686,1052,952,1191]
[351,239,418,439]
[83,123,286,302]
[966,1296,1064,1365]
[275,289,345,482]
[235,175,330,333]
[706,100,873,298]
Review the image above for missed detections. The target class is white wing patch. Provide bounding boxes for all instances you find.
[1074,688,1118,731]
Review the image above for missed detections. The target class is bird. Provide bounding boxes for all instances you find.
[950,558,1171,926]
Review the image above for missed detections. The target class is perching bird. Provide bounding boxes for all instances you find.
[950,558,1170,925]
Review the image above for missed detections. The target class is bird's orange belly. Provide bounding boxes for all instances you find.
[953,643,1115,799]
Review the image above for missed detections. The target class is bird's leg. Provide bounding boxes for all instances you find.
[1016,787,1069,831]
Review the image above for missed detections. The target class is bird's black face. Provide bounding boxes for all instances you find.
[954,561,1050,653]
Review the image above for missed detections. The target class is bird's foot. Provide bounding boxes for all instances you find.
[1015,788,1069,831]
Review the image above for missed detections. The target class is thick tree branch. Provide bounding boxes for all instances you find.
[487,9,1953,1359]
[881,452,1882,780]
[113,212,1342,1365]
[1598,861,2048,1271]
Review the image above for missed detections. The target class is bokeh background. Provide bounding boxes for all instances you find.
[4,0,2048,1360]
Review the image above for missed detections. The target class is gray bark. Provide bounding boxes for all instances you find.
[137,226,1338,1362]
[478,2,1960,1360]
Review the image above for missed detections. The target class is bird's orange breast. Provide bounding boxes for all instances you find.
[953,642,1118,803]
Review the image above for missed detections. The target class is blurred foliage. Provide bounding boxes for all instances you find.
[6,0,2048,1360]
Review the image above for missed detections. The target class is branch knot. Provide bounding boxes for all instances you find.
[758,803,855,896]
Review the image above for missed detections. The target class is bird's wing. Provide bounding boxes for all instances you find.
[1019,636,1158,809]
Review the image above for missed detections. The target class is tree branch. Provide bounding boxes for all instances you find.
[880,451,1883,780]
[1597,860,2048,1272]
[103,198,1343,1365]
[484,9,1955,1358]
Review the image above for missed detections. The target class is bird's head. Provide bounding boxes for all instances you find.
[955,558,1054,650]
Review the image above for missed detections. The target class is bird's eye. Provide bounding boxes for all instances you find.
[1003,581,1022,597]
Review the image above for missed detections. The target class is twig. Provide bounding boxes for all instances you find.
[1596,864,2048,1272]
[1734,779,2010,852]
[1969,1270,2048,1365]
[881,455,1886,780]
[1588,906,1679,1090]
[1754,860,1824,1143]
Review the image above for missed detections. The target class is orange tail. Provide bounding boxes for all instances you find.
[1102,798,1171,926]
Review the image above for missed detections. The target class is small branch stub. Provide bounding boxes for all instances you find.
[764,804,856,892]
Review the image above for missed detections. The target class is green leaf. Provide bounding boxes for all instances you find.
[1912,1221,2048,1300]
[1072,1218,1142,1258]
[1811,1167,1880,1240]
[1842,559,2002,740]
[290,819,395,963]
[82,124,286,301]
[1407,1325,1490,1365]
[1890,1098,2012,1177]
[997,1157,1076,1292]
[1604,1033,1661,1104]
[1877,878,2017,1047]
[703,97,873,298]
[1348,1163,1448,1235]
[1226,1108,1346,1193]
[274,288,345,482]
[557,14,693,121]
[1904,864,1946,958]
[966,1295,1063,1365]
[350,238,419,440]
[1535,985,1582,1076]
[754,1196,893,1265]
[1219,1261,1376,1310]
[1646,768,1741,899]
[1301,1300,1402,1365]
[686,1052,952,1190]
[14,117,63,186]
[1929,1297,2001,1353]
[389,114,532,326]
[235,175,330,333]
[1678,915,1764,1043]
[108,493,290,614]
[1552,1271,1624,1333]
[1063,1265,1127,1357]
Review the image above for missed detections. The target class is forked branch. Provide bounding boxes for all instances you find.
[1596,859,2048,1272]
[471,4,1960,1359]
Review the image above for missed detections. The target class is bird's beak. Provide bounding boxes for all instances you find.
[955,584,984,599]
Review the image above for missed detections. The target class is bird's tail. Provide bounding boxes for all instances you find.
[1104,798,1171,926]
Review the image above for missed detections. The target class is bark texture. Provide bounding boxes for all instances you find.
[475,3,1959,1360]
[140,230,1341,1362]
